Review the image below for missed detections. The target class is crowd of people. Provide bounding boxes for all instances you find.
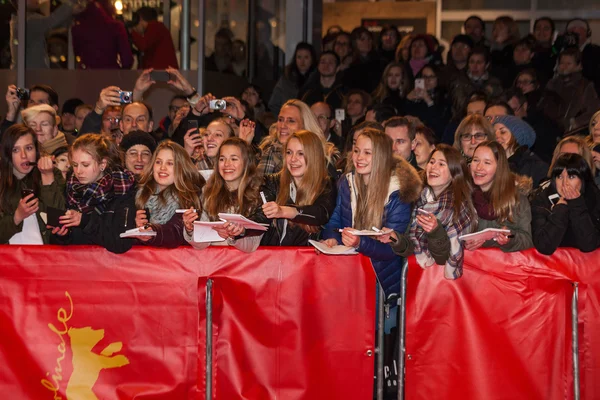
[1,15,600,299]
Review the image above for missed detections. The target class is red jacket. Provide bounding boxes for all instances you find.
[131,20,178,69]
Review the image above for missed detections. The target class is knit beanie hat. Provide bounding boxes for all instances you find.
[120,130,157,154]
[451,34,474,49]
[492,115,536,149]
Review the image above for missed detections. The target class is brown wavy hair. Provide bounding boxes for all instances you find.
[425,144,476,224]
[202,137,261,220]
[135,140,204,210]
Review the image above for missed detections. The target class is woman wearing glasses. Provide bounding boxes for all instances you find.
[453,114,495,163]
[120,130,157,179]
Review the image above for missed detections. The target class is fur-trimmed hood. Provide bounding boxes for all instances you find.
[392,156,423,204]
[514,173,533,196]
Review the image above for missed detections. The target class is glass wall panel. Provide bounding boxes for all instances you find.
[442,0,530,11]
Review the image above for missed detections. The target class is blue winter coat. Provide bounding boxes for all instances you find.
[323,160,422,295]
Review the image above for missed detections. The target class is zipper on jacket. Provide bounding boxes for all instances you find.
[124,207,129,228]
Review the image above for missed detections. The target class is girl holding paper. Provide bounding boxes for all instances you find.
[466,140,533,252]
[321,128,422,296]
[378,145,477,279]
[135,141,204,248]
[257,130,337,246]
[0,124,65,244]
[50,134,137,253]
[183,137,263,252]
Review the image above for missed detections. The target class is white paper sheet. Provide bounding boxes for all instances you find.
[193,221,226,243]
[308,240,358,255]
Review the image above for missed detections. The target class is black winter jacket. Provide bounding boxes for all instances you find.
[255,173,337,246]
[530,181,600,255]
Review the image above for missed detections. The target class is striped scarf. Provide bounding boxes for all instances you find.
[66,168,135,214]
[409,186,475,279]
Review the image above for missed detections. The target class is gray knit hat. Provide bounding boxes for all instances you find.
[492,115,536,149]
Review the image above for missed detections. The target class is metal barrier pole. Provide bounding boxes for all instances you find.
[206,279,213,400]
[376,286,385,400]
[180,0,190,69]
[195,0,205,94]
[17,0,26,87]
[572,283,580,400]
[397,259,408,400]
[67,28,75,69]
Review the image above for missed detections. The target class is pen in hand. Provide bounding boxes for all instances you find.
[372,226,397,243]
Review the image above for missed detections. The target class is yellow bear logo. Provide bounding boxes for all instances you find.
[65,327,130,400]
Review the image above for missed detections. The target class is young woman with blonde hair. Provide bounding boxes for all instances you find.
[549,135,595,177]
[258,99,338,176]
[466,140,533,252]
[183,137,263,252]
[135,140,205,248]
[322,128,422,295]
[256,130,336,246]
[372,62,411,114]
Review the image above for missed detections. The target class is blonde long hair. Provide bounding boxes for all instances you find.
[550,135,595,176]
[372,62,410,104]
[203,137,261,220]
[277,130,329,207]
[259,99,339,163]
[586,110,600,146]
[352,128,395,230]
[135,140,204,210]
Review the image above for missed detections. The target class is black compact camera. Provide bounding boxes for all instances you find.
[119,90,133,104]
[15,87,30,101]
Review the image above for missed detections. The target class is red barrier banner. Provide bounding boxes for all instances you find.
[405,248,600,400]
[0,246,376,400]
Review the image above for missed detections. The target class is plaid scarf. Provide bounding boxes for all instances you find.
[257,142,283,176]
[409,186,475,279]
[66,168,135,214]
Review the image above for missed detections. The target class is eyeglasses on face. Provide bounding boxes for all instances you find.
[460,132,487,142]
